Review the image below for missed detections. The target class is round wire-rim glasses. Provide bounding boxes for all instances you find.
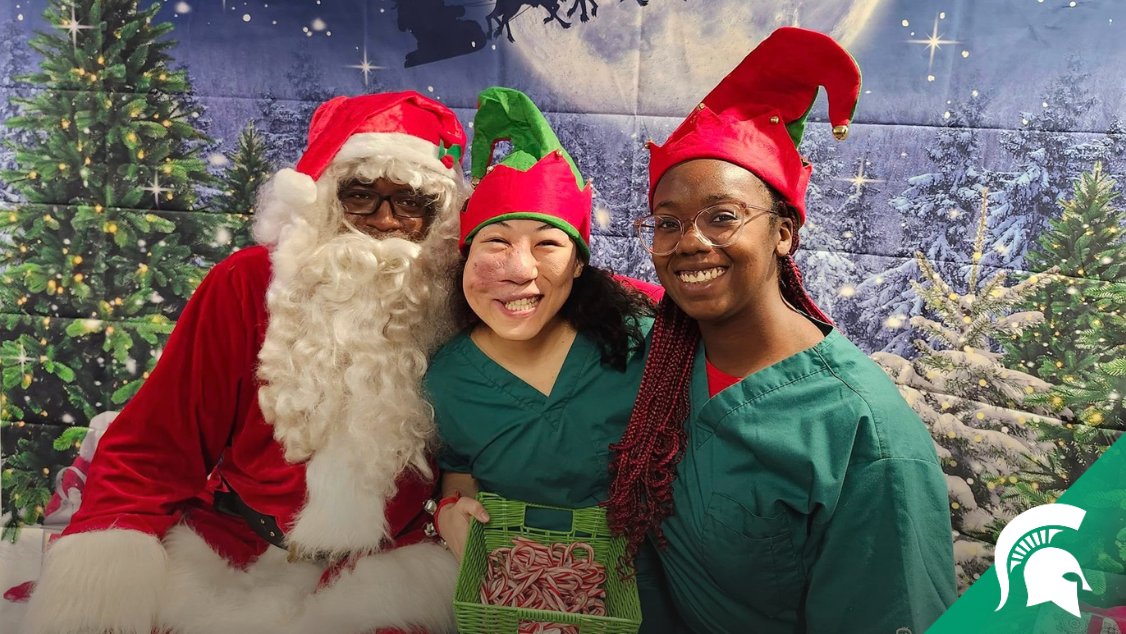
[633,202,776,256]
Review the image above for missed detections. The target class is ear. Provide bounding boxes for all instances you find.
[775,215,795,258]
[567,248,585,279]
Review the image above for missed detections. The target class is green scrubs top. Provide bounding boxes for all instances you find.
[426,318,686,634]
[660,321,957,634]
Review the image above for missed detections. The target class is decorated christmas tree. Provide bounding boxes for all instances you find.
[0,426,79,541]
[212,122,273,249]
[872,190,1063,591]
[0,0,214,536]
[1004,164,1125,420]
[999,165,1126,515]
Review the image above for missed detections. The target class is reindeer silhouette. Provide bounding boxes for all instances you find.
[567,0,597,22]
[486,0,571,43]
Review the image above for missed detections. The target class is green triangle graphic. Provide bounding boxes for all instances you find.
[927,438,1126,633]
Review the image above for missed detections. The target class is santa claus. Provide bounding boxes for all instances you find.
[19,91,469,634]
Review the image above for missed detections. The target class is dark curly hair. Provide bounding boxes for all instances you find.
[451,260,655,372]
[605,190,830,562]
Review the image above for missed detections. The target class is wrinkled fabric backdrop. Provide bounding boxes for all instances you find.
[1,0,1124,598]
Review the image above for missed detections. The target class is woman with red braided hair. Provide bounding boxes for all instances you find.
[605,28,957,634]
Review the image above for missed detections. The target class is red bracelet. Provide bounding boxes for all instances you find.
[432,491,461,536]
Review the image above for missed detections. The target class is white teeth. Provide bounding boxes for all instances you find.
[503,296,540,311]
[677,267,726,284]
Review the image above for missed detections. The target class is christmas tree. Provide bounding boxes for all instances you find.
[211,122,273,249]
[257,50,335,168]
[795,125,882,340]
[0,425,80,541]
[1004,164,1125,423]
[0,19,35,204]
[549,114,652,280]
[0,0,214,537]
[855,90,1002,355]
[998,165,1126,515]
[872,190,1064,591]
[992,58,1123,266]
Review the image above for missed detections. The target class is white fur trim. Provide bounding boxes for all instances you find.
[272,168,319,206]
[297,542,459,634]
[158,525,457,634]
[158,525,321,634]
[285,433,392,560]
[333,132,456,179]
[21,529,166,634]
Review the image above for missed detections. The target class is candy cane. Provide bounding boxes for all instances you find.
[480,539,609,634]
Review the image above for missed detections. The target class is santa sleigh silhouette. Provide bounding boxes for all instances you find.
[485,0,679,43]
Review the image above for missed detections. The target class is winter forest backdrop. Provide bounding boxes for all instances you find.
[1,0,1124,596]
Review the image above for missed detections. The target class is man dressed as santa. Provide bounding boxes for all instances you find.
[19,91,469,634]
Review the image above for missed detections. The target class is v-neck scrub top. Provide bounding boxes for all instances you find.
[659,321,958,634]
[426,317,686,634]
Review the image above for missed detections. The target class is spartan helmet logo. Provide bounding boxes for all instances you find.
[995,503,1091,617]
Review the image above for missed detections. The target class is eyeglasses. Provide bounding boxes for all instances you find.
[339,186,437,220]
[634,202,775,256]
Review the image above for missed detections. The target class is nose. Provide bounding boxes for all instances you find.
[504,243,538,283]
[357,199,402,233]
[674,220,710,255]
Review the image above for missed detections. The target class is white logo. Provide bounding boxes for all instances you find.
[994,503,1091,617]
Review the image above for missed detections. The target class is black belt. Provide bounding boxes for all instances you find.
[212,472,289,551]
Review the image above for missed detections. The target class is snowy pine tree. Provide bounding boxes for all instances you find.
[872,191,1063,591]
[856,92,1000,354]
[257,51,335,168]
[212,122,272,249]
[992,58,1123,267]
[0,20,35,204]
[549,114,649,278]
[796,127,883,338]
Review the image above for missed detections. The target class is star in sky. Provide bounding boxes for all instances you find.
[346,47,385,89]
[908,15,959,71]
[4,343,33,373]
[836,159,883,196]
[142,173,171,207]
[56,6,94,50]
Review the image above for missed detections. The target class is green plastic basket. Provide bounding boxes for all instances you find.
[453,492,643,634]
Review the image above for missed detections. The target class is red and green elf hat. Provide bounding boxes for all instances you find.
[461,87,594,260]
[647,27,862,224]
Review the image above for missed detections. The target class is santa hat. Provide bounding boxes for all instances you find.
[647,27,862,223]
[272,91,468,207]
[462,87,593,260]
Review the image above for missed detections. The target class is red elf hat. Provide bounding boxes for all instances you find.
[271,91,467,206]
[647,27,862,223]
[462,87,593,260]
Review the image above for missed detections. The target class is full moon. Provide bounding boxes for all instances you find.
[499,0,886,116]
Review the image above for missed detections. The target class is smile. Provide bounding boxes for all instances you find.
[500,295,541,313]
[676,267,727,284]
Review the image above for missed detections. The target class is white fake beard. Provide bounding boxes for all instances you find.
[256,226,455,498]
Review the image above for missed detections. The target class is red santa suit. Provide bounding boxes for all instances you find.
[19,92,470,634]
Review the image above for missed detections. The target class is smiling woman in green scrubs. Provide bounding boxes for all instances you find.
[423,87,682,633]
[605,28,958,634]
